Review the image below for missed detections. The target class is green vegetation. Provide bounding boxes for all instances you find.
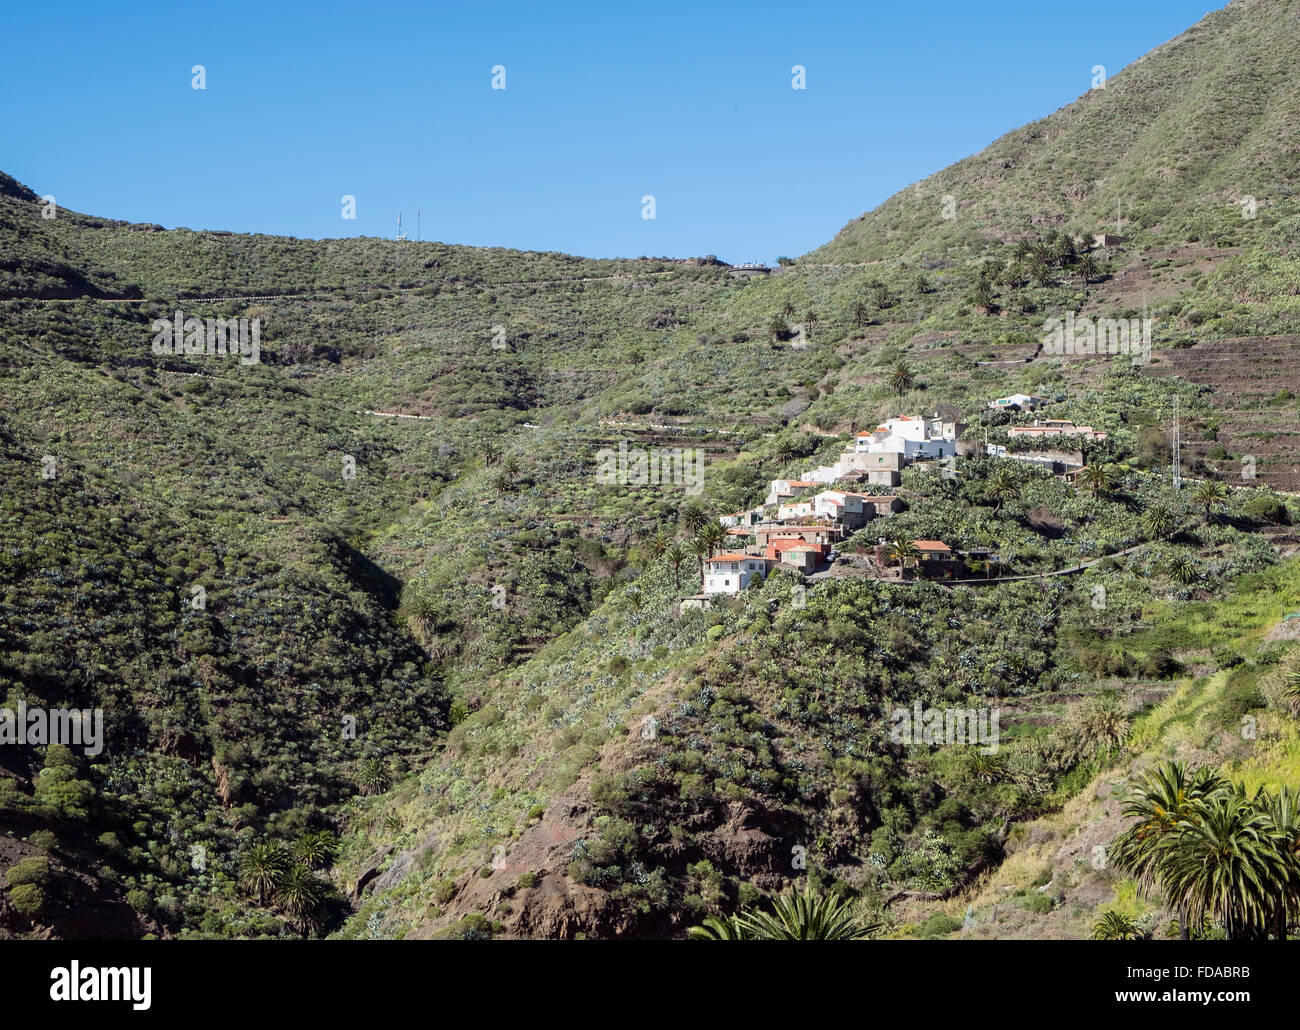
[5,0,1300,942]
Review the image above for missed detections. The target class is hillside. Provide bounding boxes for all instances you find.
[3,0,1300,942]
[807,0,1300,266]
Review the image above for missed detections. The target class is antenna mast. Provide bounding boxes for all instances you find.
[396,212,406,242]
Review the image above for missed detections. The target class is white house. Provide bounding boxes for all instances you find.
[777,499,815,521]
[988,393,1044,411]
[853,415,961,460]
[764,479,821,506]
[704,553,775,594]
[718,507,765,529]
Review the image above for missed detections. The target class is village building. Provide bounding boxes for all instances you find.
[718,507,765,529]
[703,553,775,594]
[764,479,821,506]
[1007,419,1107,442]
[769,542,824,573]
[986,444,1085,474]
[988,393,1044,411]
[853,414,962,460]
[754,523,842,549]
[812,490,901,530]
[777,499,816,522]
[874,538,962,580]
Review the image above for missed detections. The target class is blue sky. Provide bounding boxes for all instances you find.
[2,0,1217,261]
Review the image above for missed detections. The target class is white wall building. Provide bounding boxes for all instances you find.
[853,415,961,459]
[704,554,775,594]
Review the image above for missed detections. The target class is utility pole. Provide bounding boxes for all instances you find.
[1172,394,1181,491]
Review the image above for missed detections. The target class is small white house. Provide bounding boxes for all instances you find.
[718,507,764,529]
[777,500,815,521]
[988,393,1044,411]
[704,553,774,594]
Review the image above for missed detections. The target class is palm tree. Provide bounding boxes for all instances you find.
[1109,761,1227,939]
[1262,787,1300,940]
[292,830,338,871]
[885,536,919,577]
[501,456,521,480]
[357,758,390,796]
[1077,253,1100,286]
[984,466,1019,513]
[644,533,669,562]
[1168,553,1199,585]
[689,537,712,584]
[1091,911,1138,940]
[889,362,914,397]
[773,437,797,465]
[1079,462,1117,498]
[1283,661,1300,712]
[687,913,747,939]
[679,500,707,535]
[1161,790,1278,940]
[700,520,727,556]
[970,280,996,314]
[850,299,871,328]
[1140,501,1178,541]
[276,862,328,937]
[688,886,877,940]
[768,314,789,342]
[1190,479,1228,521]
[480,440,501,466]
[779,300,796,319]
[803,309,818,337]
[664,543,687,590]
[238,840,288,907]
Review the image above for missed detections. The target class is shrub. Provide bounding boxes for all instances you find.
[919,912,963,937]
[5,857,51,887]
[8,883,45,919]
[516,872,539,889]
[1022,891,1054,914]
[26,831,57,851]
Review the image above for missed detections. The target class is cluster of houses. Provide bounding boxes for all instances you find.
[681,414,966,609]
[984,399,1107,475]
[678,397,1108,609]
